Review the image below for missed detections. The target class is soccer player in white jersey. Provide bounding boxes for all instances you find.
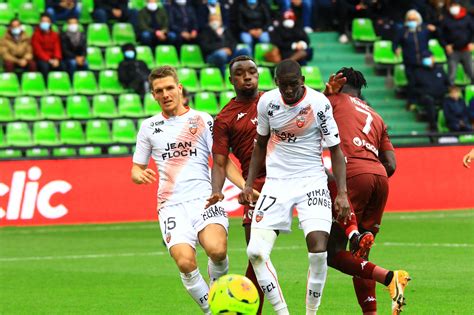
[131,66,229,314]
[240,59,351,315]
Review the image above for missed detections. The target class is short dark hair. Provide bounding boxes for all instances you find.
[148,66,179,87]
[336,67,367,91]
[228,55,256,74]
[275,59,302,78]
[40,13,52,21]
[9,18,20,26]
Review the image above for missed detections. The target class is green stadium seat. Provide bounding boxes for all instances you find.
[79,146,102,156]
[66,95,92,119]
[465,85,474,103]
[73,70,99,95]
[0,3,15,25]
[26,147,49,158]
[223,68,233,90]
[22,24,33,37]
[302,66,324,91]
[352,18,377,45]
[219,91,235,107]
[79,0,94,24]
[0,126,5,147]
[373,40,402,66]
[118,93,144,117]
[21,72,47,96]
[48,71,72,96]
[52,147,77,157]
[0,149,22,158]
[177,68,199,93]
[258,66,275,91]
[40,96,66,120]
[112,118,137,143]
[32,0,45,11]
[14,96,40,121]
[394,64,408,88]
[108,145,129,154]
[455,64,471,86]
[155,45,180,68]
[437,109,449,133]
[428,39,447,64]
[18,3,40,24]
[129,0,145,9]
[6,122,32,146]
[200,67,225,92]
[112,23,136,45]
[0,98,14,122]
[87,23,111,47]
[105,46,124,69]
[180,44,206,68]
[99,70,125,94]
[86,46,104,71]
[0,72,20,97]
[144,94,161,115]
[92,94,118,118]
[194,92,219,115]
[33,121,59,145]
[254,43,277,67]
[136,45,155,68]
[459,134,474,143]
[8,0,28,11]
[86,119,111,144]
[60,120,86,145]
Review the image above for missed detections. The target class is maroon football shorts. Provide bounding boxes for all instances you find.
[242,177,266,226]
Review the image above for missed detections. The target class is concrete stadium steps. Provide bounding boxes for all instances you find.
[309,32,429,141]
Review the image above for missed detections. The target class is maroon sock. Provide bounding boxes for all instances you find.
[331,251,376,279]
[353,277,377,313]
[246,261,264,315]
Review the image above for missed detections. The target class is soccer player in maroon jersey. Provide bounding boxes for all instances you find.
[326,67,411,315]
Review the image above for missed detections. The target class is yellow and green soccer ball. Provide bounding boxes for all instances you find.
[209,274,260,315]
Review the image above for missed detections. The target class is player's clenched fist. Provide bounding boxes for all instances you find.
[133,168,157,184]
[239,186,254,205]
[334,193,351,223]
[205,192,224,208]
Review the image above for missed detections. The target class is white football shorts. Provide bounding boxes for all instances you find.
[158,197,229,250]
[251,176,332,235]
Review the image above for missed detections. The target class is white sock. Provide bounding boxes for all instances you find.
[208,255,229,287]
[306,252,328,315]
[180,268,210,313]
[247,228,287,312]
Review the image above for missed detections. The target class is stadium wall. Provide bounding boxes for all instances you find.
[1,145,473,227]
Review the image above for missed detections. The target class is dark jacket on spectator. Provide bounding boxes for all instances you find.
[440,8,474,50]
[198,26,237,58]
[469,99,474,121]
[393,25,434,66]
[168,4,199,34]
[94,0,128,13]
[237,2,271,33]
[443,96,472,131]
[270,24,309,59]
[60,30,86,59]
[137,5,169,33]
[118,58,150,95]
[413,65,449,99]
[31,27,62,61]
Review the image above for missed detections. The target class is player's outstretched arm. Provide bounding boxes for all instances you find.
[239,134,269,205]
[206,153,228,208]
[463,149,474,168]
[329,144,351,222]
[323,73,346,96]
[379,150,396,177]
[131,163,157,184]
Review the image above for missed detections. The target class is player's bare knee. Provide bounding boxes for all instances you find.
[174,256,197,273]
[207,245,227,262]
[306,230,329,253]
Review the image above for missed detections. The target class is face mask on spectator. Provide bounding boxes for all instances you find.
[40,22,51,31]
[450,5,461,16]
[68,24,79,33]
[124,50,136,59]
[405,20,417,30]
[147,2,158,10]
[282,19,295,28]
[209,21,220,31]
[175,0,186,5]
[422,57,433,67]
[11,27,21,36]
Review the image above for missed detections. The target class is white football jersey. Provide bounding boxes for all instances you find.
[133,108,214,208]
[256,87,341,179]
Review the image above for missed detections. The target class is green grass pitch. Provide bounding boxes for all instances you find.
[1,210,473,314]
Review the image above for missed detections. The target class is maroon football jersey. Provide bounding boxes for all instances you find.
[213,92,266,180]
[328,93,394,178]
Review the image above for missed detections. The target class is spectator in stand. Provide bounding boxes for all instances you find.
[236,0,271,55]
[443,86,472,131]
[198,14,250,76]
[167,0,199,47]
[32,13,63,80]
[118,43,150,97]
[196,0,224,30]
[440,0,474,86]
[61,17,88,78]
[469,99,474,127]
[313,0,336,31]
[269,10,312,65]
[280,0,313,33]
[335,0,374,44]
[393,9,438,109]
[93,0,138,31]
[424,0,448,28]
[412,52,449,131]
[46,0,80,23]
[138,0,171,47]
[0,19,36,73]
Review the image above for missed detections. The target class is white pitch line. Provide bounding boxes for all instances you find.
[384,211,474,220]
[1,243,472,263]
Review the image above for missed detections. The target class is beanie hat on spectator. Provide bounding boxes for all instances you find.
[283,10,296,21]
